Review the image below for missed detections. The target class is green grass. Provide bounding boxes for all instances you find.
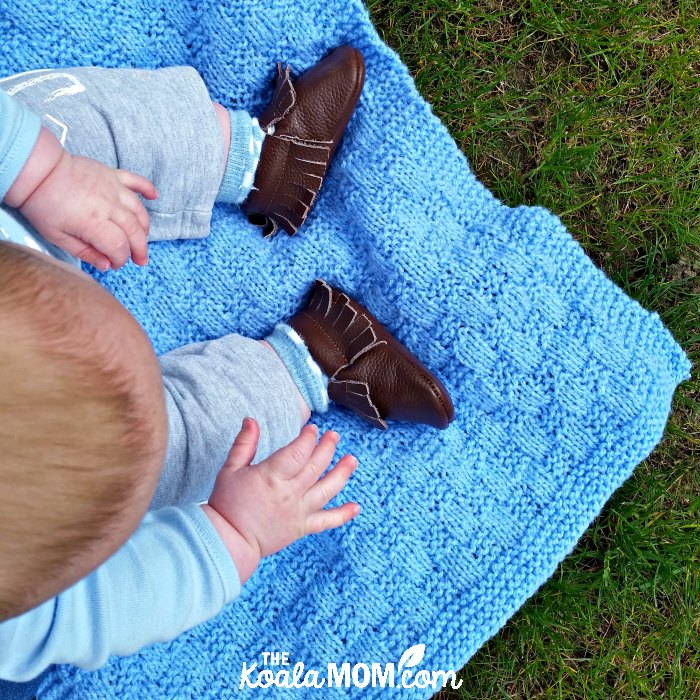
[367,1,700,697]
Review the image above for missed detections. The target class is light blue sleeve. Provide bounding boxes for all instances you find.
[0,89,42,201]
[0,504,240,682]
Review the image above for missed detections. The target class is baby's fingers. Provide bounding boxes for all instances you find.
[121,187,151,238]
[59,236,111,271]
[89,220,131,269]
[295,430,340,488]
[222,417,260,472]
[306,501,360,535]
[117,169,159,200]
[111,205,148,266]
[305,454,358,511]
[272,424,320,479]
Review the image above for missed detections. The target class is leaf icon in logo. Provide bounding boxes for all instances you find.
[398,644,425,672]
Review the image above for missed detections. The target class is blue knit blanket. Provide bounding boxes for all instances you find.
[3,0,690,697]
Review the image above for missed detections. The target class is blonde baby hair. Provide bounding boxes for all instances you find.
[0,243,164,620]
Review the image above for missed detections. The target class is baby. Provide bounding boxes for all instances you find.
[0,48,454,689]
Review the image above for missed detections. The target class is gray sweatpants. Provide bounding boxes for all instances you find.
[4,66,302,506]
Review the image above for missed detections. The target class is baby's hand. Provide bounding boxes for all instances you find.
[202,418,360,583]
[19,150,158,271]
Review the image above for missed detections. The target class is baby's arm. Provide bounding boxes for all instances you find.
[0,422,357,681]
[0,89,156,270]
[0,504,238,681]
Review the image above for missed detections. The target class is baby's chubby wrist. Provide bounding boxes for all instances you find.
[201,504,261,585]
[3,126,65,208]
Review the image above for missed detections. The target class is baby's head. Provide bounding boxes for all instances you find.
[0,243,167,620]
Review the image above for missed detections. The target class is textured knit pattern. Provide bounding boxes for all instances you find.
[0,0,689,698]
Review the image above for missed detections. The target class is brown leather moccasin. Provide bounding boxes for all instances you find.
[241,45,365,237]
[288,280,455,430]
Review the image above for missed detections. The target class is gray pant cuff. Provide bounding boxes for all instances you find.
[6,66,226,243]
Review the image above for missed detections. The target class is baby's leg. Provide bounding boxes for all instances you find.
[151,334,312,509]
[1,67,239,242]
[152,277,455,508]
